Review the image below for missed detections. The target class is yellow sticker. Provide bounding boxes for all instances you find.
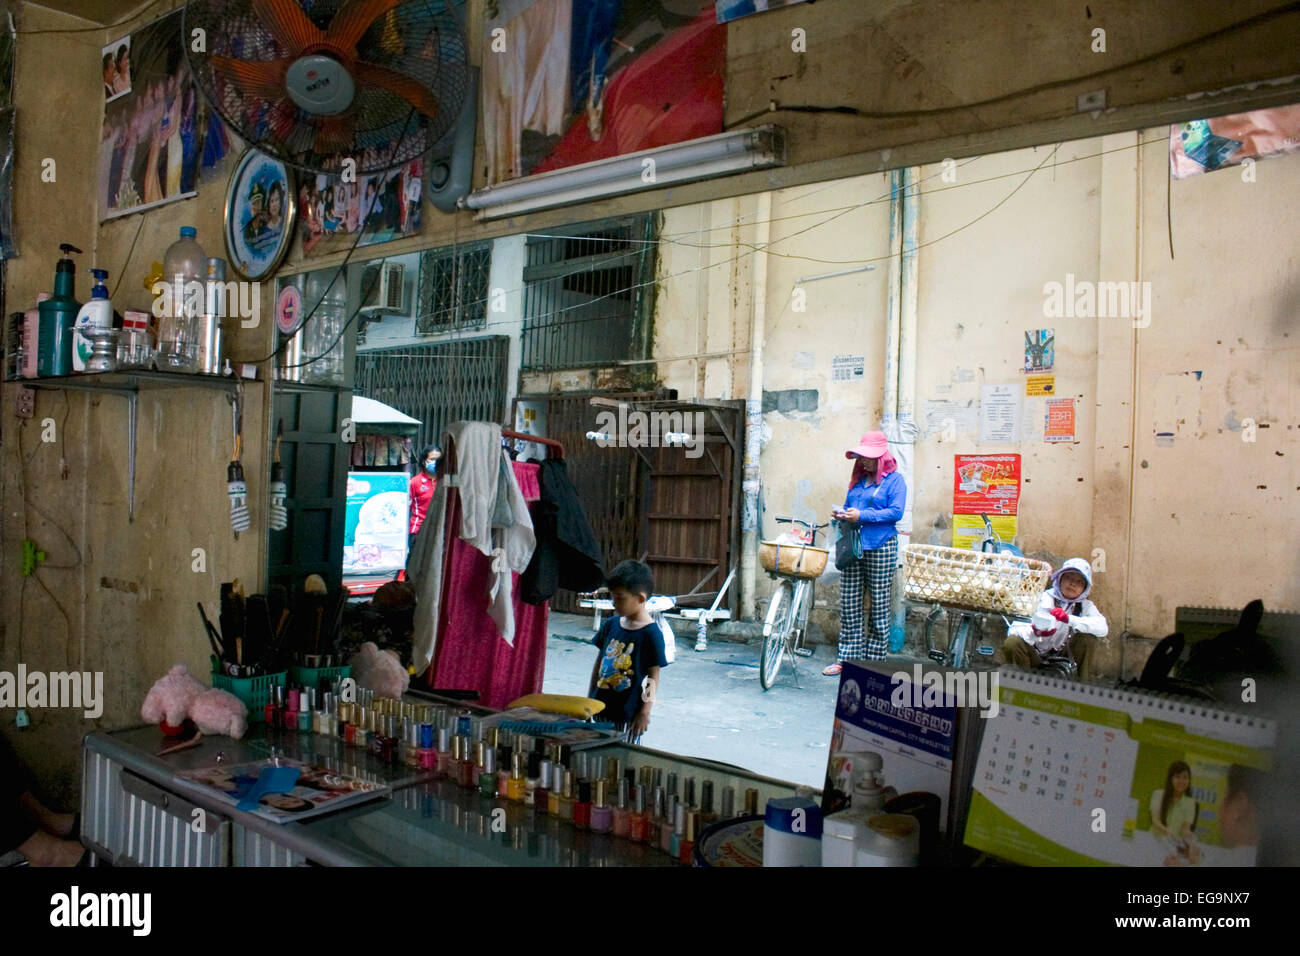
[1026,374,1055,396]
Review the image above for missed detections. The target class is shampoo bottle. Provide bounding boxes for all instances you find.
[73,269,113,373]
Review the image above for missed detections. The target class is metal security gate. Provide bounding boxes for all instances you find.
[520,215,657,371]
[354,336,510,451]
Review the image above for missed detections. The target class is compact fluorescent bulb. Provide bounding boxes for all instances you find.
[463,126,786,220]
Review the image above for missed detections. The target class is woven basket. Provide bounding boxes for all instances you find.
[903,544,1051,617]
[759,540,828,579]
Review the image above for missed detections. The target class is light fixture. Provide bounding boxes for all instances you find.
[462,126,787,219]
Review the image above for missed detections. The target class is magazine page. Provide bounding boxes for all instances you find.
[177,757,390,824]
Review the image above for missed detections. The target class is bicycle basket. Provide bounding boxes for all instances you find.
[903,544,1051,617]
[759,541,828,579]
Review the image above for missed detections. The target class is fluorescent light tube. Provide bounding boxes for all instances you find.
[463,126,786,219]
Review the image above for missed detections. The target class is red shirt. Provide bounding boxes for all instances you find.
[409,471,436,535]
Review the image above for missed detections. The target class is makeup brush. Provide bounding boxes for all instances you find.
[197,602,224,660]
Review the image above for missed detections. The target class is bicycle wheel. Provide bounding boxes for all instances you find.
[950,614,973,669]
[761,580,795,689]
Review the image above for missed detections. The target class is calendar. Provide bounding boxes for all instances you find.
[964,671,1275,866]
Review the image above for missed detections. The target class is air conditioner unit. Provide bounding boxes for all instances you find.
[359,262,406,315]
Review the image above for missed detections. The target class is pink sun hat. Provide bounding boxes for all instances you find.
[846,431,890,459]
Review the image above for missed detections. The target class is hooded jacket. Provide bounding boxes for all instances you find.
[1008,557,1109,653]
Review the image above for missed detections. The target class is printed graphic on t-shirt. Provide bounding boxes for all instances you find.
[597,639,636,693]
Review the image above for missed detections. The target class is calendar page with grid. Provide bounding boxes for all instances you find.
[963,671,1274,866]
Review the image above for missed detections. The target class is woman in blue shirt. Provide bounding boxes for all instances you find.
[826,431,907,674]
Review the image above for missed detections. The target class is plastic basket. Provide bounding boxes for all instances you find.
[289,665,352,691]
[903,544,1051,617]
[211,671,286,724]
[759,541,828,579]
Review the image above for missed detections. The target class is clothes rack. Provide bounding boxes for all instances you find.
[501,428,565,459]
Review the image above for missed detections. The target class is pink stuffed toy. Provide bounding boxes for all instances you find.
[140,664,206,734]
[348,642,409,699]
[189,688,249,739]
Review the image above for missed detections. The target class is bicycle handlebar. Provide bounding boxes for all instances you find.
[775,516,831,530]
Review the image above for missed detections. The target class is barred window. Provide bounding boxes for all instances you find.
[416,242,492,334]
[521,214,657,371]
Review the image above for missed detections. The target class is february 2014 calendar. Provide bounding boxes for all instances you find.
[963,671,1274,866]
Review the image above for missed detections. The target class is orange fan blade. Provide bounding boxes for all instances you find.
[326,0,407,52]
[316,113,358,154]
[252,0,325,55]
[211,56,292,100]
[353,60,440,119]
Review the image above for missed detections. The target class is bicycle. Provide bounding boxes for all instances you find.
[759,517,830,689]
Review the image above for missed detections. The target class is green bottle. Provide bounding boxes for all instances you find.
[37,243,83,377]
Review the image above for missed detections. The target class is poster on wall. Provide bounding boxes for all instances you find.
[953,453,1020,515]
[299,158,424,259]
[1044,397,1075,443]
[715,0,813,22]
[1170,105,1300,179]
[952,514,1018,550]
[482,0,725,186]
[1025,374,1054,396]
[978,384,1021,443]
[97,11,201,221]
[1023,328,1054,372]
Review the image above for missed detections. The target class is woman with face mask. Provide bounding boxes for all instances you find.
[409,445,441,536]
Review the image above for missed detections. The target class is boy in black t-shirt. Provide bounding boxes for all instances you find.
[587,560,669,741]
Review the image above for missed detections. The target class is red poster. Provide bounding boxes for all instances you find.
[953,454,1021,515]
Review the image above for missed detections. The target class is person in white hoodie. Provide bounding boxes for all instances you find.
[1002,557,1108,678]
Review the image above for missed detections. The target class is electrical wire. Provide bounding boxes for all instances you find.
[725,2,1300,127]
[109,215,147,300]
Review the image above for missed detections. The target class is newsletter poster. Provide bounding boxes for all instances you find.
[1044,398,1075,443]
[953,454,1020,515]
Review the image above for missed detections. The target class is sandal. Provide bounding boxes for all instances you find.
[822,663,843,677]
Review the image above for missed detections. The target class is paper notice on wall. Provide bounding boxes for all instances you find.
[1044,397,1075,442]
[832,354,866,382]
[1025,374,1055,396]
[923,400,978,440]
[953,454,1021,515]
[1024,329,1055,372]
[979,384,1021,443]
[952,514,1018,550]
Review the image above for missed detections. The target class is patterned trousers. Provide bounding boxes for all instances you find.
[838,535,898,662]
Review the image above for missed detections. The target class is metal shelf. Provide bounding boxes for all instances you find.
[20,371,260,522]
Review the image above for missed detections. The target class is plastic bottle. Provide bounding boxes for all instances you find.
[73,269,113,373]
[21,293,50,378]
[159,226,205,370]
[37,244,82,377]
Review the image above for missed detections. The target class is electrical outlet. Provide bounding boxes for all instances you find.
[14,385,35,419]
[1077,89,1107,113]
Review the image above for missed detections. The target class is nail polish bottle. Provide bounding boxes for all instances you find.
[368,711,385,758]
[629,786,649,843]
[343,704,356,746]
[666,772,679,802]
[659,793,677,853]
[700,781,718,825]
[679,810,699,865]
[721,785,736,821]
[507,752,527,802]
[574,780,593,830]
[607,757,622,787]
[612,779,631,838]
[525,753,542,807]
[298,705,311,733]
[497,745,513,799]
[547,765,563,816]
[287,688,299,728]
[418,723,436,770]
[386,716,402,765]
[591,779,613,834]
[558,771,576,821]
[744,788,759,816]
[533,757,551,810]
[473,740,487,779]
[264,686,280,729]
[406,723,422,768]
[479,747,498,797]
[397,718,410,765]
[312,708,323,734]
[459,737,478,788]
[436,728,453,777]
[684,776,697,810]
[670,802,685,858]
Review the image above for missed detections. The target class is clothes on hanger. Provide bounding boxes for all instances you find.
[521,457,604,604]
